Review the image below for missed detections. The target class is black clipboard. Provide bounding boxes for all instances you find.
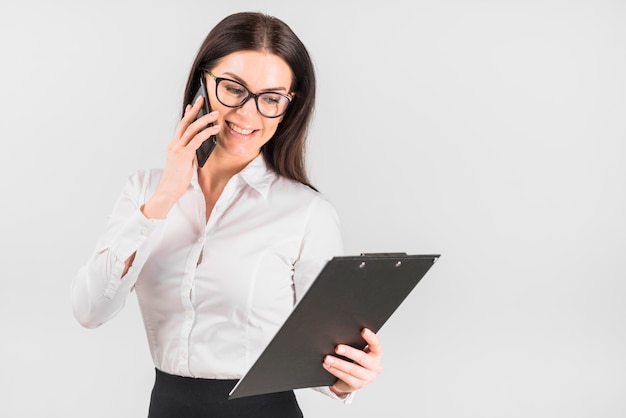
[229,252,440,399]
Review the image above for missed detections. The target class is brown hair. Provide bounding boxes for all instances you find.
[182,12,317,190]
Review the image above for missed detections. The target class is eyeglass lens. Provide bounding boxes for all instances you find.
[216,79,290,118]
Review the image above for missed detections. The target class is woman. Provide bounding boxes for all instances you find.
[71,11,383,417]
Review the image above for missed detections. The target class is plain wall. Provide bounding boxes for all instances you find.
[1,0,625,417]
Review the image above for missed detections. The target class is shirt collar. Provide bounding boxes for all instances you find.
[190,153,276,198]
[237,153,276,198]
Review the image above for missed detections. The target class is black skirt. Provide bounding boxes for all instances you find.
[148,368,304,418]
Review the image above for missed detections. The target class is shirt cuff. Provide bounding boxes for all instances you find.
[103,208,163,299]
[313,386,355,404]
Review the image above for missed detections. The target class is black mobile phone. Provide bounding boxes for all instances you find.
[192,75,217,167]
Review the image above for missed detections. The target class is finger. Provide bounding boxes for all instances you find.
[335,345,382,378]
[324,355,373,382]
[333,345,382,375]
[186,111,218,137]
[187,123,221,151]
[175,111,219,152]
[323,357,375,392]
[361,328,383,357]
[172,96,206,144]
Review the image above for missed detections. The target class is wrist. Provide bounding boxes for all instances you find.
[142,194,177,219]
[329,385,351,398]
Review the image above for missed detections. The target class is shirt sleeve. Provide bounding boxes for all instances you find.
[292,194,344,303]
[292,194,356,403]
[70,170,164,329]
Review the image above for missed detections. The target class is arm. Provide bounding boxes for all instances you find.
[70,174,164,328]
[71,97,220,328]
[292,196,384,401]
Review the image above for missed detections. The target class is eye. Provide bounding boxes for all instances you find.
[225,85,246,96]
[221,80,248,97]
[260,94,283,106]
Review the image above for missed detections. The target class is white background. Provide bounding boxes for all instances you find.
[1,0,625,417]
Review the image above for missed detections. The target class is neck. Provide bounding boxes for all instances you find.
[197,150,260,190]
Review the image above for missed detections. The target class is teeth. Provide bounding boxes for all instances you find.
[229,122,254,135]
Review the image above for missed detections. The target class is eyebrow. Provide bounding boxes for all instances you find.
[221,72,289,93]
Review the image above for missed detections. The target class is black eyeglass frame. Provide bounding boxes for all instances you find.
[205,72,293,119]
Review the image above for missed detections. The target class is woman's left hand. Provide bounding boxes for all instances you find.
[323,328,383,397]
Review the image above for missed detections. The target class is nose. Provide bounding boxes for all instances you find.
[235,96,259,118]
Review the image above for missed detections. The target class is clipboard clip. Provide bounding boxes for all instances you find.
[359,252,407,257]
[357,253,440,268]
[358,253,408,268]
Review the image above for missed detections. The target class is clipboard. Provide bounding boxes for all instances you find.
[229,252,440,399]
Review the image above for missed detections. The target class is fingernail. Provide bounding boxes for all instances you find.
[336,346,346,355]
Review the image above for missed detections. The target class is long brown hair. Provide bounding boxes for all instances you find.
[182,12,317,190]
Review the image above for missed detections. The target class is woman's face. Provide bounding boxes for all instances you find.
[206,50,293,161]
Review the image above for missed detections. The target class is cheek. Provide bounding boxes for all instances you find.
[262,121,281,142]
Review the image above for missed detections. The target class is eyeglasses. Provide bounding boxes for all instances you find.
[205,72,292,118]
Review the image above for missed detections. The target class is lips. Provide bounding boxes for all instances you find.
[228,122,255,135]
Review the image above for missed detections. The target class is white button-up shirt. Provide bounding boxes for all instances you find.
[71,154,346,399]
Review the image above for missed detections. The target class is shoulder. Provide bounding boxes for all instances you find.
[266,176,341,232]
[271,176,337,211]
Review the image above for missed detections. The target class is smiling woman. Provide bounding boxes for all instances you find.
[198,51,292,165]
[69,11,383,418]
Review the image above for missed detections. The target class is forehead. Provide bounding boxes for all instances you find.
[212,50,293,90]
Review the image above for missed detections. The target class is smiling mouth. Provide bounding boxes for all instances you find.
[228,122,255,135]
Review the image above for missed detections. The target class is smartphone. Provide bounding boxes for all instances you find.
[191,75,217,167]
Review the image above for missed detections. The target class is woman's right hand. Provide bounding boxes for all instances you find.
[142,96,220,219]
